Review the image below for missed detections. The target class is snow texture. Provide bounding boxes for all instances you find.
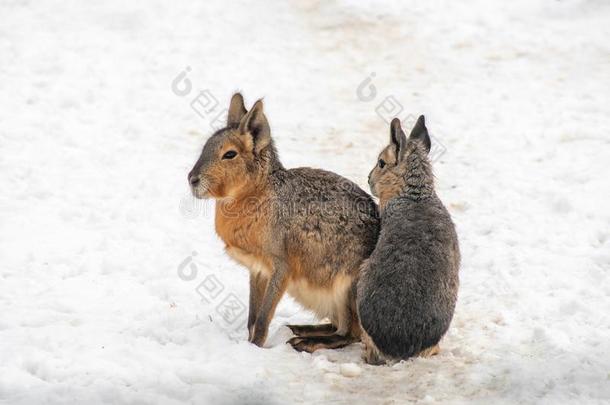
[1,0,609,404]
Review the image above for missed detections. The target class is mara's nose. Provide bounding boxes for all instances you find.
[189,174,200,187]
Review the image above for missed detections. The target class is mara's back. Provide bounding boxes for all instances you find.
[358,195,459,359]
[270,167,380,281]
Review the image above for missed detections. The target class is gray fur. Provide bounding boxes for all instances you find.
[357,116,460,362]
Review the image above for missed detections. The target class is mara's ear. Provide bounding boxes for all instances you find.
[409,115,431,153]
[238,99,271,154]
[390,118,407,160]
[227,93,247,127]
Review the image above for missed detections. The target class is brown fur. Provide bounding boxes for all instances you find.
[188,94,379,349]
[369,147,405,209]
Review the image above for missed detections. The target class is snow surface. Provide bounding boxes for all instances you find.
[1,0,609,404]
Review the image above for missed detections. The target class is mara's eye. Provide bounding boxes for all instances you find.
[222,150,237,160]
[378,159,386,169]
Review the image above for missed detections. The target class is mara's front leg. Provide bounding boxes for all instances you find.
[249,257,290,347]
[248,271,267,341]
[224,246,270,341]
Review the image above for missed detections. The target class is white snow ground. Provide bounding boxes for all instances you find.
[1,0,609,403]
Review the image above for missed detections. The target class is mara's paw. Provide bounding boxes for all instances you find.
[361,330,386,365]
[361,342,386,365]
[418,344,440,358]
[287,335,357,353]
[287,336,314,352]
[362,351,386,365]
[247,325,268,348]
[286,323,336,337]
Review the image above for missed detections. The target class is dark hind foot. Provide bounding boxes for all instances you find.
[286,323,337,337]
[287,334,358,353]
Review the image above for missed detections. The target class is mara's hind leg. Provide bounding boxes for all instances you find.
[286,320,357,352]
[287,284,361,352]
[418,343,440,358]
[287,334,358,353]
[286,319,358,352]
[286,323,337,337]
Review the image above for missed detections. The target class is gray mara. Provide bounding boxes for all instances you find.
[188,93,380,352]
[357,116,460,364]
